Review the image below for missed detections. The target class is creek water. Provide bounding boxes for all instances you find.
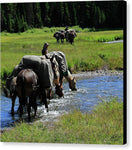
[104,40,123,44]
[0,74,123,129]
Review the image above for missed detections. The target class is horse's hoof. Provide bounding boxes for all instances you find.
[46,108,49,113]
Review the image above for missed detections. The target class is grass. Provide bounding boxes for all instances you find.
[1,27,123,81]
[0,27,124,144]
[1,99,123,144]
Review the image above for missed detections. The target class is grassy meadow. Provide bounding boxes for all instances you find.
[1,99,123,144]
[1,27,123,81]
[1,27,124,144]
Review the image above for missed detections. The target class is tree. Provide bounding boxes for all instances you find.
[64,2,71,26]
[60,2,65,26]
[4,3,17,32]
[68,2,78,26]
[1,4,8,31]
[33,3,43,28]
[25,3,34,27]
[1,1,125,32]
[41,2,51,26]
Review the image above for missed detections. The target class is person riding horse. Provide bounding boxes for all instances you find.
[42,43,68,79]
[42,42,77,91]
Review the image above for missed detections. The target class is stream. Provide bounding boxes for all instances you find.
[0,73,123,129]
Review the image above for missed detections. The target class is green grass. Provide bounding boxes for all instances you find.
[1,27,123,80]
[1,99,123,144]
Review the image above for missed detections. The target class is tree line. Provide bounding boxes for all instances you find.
[1,1,125,33]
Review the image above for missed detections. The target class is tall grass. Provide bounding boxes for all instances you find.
[1,99,123,144]
[1,27,123,80]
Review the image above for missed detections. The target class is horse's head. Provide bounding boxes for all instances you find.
[10,77,17,92]
[69,77,77,91]
[5,76,17,97]
[55,85,64,97]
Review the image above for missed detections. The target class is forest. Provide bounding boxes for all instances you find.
[1,1,125,33]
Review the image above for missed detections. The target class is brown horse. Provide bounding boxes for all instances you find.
[16,69,39,121]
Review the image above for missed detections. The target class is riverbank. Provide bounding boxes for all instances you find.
[1,99,123,144]
[72,70,123,80]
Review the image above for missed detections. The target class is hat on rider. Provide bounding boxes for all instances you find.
[42,42,49,55]
[44,42,49,48]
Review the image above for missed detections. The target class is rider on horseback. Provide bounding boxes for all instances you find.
[42,42,77,91]
[42,42,68,80]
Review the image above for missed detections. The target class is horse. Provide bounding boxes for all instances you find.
[53,31,65,43]
[47,51,77,91]
[65,29,77,44]
[16,69,39,121]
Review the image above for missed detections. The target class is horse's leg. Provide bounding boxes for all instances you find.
[28,97,32,121]
[42,90,48,112]
[32,94,37,117]
[11,94,16,115]
[61,39,64,43]
[49,88,52,100]
[19,97,23,118]
[59,75,63,89]
[33,101,37,117]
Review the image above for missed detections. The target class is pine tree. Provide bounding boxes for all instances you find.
[60,2,65,26]
[68,2,77,26]
[21,15,28,32]
[1,4,7,31]
[1,1,125,32]
[33,3,43,28]
[25,3,34,27]
[64,2,71,26]
[42,2,51,26]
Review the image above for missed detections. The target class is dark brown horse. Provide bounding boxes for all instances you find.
[16,69,39,121]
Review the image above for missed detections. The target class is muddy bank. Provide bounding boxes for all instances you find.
[71,70,123,80]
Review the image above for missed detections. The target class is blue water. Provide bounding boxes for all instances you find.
[0,75,123,129]
[70,75,123,112]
